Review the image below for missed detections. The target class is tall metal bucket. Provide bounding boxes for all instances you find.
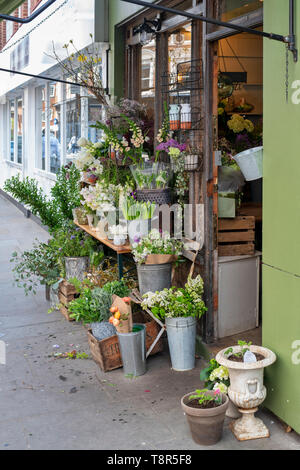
[137,263,172,296]
[165,317,197,371]
[117,324,146,376]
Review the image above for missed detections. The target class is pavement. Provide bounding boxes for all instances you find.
[1,194,300,451]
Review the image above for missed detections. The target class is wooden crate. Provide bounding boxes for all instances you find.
[59,280,78,322]
[87,320,163,372]
[218,216,255,257]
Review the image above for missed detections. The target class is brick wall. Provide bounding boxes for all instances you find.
[31,0,43,13]
[0,22,6,50]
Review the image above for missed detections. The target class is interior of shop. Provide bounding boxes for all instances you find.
[216,30,263,344]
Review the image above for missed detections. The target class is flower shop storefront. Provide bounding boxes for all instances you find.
[110,0,264,343]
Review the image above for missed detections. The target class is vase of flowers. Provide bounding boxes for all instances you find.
[121,197,156,245]
[181,389,229,445]
[132,229,183,295]
[110,224,128,246]
[142,275,207,371]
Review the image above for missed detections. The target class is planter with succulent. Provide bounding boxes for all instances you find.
[141,275,207,371]
[181,388,229,445]
[216,340,276,441]
[200,359,241,419]
[132,229,183,296]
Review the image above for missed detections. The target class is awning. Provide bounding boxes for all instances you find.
[0,0,25,15]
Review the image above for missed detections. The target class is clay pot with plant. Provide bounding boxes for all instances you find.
[181,389,229,446]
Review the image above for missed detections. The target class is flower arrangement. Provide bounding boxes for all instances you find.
[121,197,156,221]
[200,359,230,395]
[132,229,183,264]
[227,114,254,134]
[141,274,207,320]
[108,296,132,332]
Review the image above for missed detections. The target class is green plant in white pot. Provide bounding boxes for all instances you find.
[142,275,207,371]
[132,229,183,296]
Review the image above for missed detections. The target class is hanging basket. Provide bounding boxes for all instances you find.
[136,188,172,205]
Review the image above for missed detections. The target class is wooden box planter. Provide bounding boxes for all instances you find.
[218,216,255,257]
[87,319,163,373]
[58,280,78,322]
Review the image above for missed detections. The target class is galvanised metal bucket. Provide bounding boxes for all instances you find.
[137,263,172,296]
[165,316,197,371]
[117,324,146,376]
[65,256,89,282]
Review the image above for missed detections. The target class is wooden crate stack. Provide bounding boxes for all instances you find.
[58,280,78,321]
[218,216,255,257]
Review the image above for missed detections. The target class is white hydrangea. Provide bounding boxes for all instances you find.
[209,366,229,382]
[77,137,89,147]
[213,382,228,394]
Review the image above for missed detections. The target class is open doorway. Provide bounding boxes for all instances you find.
[212,29,263,346]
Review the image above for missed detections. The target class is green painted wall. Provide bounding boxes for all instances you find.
[263,0,300,433]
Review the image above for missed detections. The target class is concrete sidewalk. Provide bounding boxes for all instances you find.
[0,194,299,451]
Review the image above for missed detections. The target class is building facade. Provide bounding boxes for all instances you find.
[0,0,109,196]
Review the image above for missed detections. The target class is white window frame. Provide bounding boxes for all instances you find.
[7,96,23,166]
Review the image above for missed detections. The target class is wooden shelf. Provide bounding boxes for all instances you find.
[74,222,132,254]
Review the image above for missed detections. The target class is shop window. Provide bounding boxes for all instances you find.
[9,101,14,162]
[88,98,102,144]
[221,0,262,22]
[141,40,156,113]
[6,20,13,42]
[17,98,23,164]
[66,82,81,156]
[49,82,61,174]
[35,85,46,170]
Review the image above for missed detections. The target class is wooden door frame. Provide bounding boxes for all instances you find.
[201,0,263,342]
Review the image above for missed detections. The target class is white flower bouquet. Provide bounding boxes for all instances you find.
[132,229,183,265]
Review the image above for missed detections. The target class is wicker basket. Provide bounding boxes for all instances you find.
[136,188,172,205]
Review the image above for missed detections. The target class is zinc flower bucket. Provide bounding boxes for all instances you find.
[165,316,197,371]
[117,324,146,376]
[137,263,172,296]
[233,146,263,181]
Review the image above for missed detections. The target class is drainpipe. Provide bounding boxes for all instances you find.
[287,0,298,62]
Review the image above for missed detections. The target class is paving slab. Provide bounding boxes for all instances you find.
[0,195,299,451]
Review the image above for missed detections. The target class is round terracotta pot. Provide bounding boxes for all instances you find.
[181,390,229,446]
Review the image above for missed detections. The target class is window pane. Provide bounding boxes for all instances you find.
[49,82,61,174]
[17,99,23,164]
[221,0,262,22]
[88,98,102,143]
[35,85,46,170]
[66,83,81,155]
[140,39,156,117]
[10,101,14,162]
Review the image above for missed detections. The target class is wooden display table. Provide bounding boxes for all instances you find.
[74,222,132,279]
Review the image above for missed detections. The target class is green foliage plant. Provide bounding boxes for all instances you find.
[225,340,252,359]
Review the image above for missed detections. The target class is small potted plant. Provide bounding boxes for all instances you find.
[142,275,207,371]
[216,340,276,440]
[51,223,97,282]
[200,359,241,419]
[121,196,156,245]
[110,224,128,246]
[132,229,183,295]
[181,388,229,445]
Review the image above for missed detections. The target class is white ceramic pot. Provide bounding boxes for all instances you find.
[128,219,150,244]
[216,345,276,441]
[113,234,126,246]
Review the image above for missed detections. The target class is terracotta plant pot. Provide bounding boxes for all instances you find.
[181,390,229,446]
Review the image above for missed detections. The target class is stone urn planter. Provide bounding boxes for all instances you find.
[181,390,229,445]
[216,345,276,441]
[65,256,89,282]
